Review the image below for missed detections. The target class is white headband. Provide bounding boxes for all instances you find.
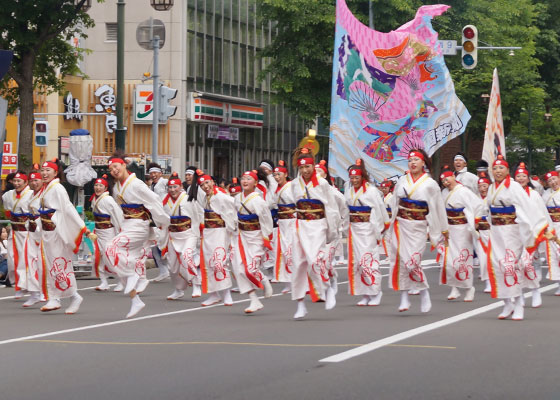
[555,165,560,172]
[259,162,273,171]
[454,155,466,163]
[476,166,488,172]
[185,170,195,175]
[149,167,162,173]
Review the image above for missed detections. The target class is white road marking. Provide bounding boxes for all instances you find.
[0,280,351,346]
[319,283,559,363]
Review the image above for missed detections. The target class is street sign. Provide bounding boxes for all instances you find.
[437,40,457,56]
[3,142,12,154]
[1,153,17,180]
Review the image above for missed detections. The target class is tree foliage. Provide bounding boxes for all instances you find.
[258,0,560,173]
[0,0,99,166]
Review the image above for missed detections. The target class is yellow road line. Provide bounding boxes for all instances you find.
[23,339,455,349]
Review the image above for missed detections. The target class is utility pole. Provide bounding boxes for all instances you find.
[152,34,160,165]
[368,0,374,29]
[115,0,126,151]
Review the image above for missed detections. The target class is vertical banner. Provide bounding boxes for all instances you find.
[482,68,505,168]
[329,1,470,182]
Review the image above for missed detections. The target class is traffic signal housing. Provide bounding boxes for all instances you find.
[159,86,178,123]
[461,25,478,69]
[34,121,48,147]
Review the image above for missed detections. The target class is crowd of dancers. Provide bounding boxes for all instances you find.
[3,147,560,321]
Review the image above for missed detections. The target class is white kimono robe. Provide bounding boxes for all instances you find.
[290,173,339,301]
[105,173,169,280]
[257,175,278,269]
[542,187,560,281]
[91,192,123,279]
[200,189,235,294]
[345,183,389,296]
[486,177,549,299]
[327,187,348,277]
[162,191,201,290]
[4,187,32,291]
[232,191,273,294]
[475,196,491,281]
[519,187,550,289]
[381,192,394,258]
[39,179,86,300]
[389,172,448,291]
[24,190,43,293]
[439,184,483,289]
[455,168,479,194]
[272,181,295,283]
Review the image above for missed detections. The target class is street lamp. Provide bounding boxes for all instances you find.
[150,0,174,11]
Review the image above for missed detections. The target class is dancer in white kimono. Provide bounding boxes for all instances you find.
[389,149,448,313]
[380,179,394,259]
[314,160,347,293]
[105,157,170,318]
[148,163,170,282]
[161,173,201,300]
[290,148,339,319]
[542,170,560,295]
[198,173,234,307]
[22,170,44,307]
[345,160,389,306]
[486,156,553,321]
[439,169,483,302]
[475,173,492,293]
[39,160,86,314]
[514,163,551,308]
[90,174,124,292]
[453,152,478,194]
[3,171,32,298]
[232,170,274,313]
[272,161,294,294]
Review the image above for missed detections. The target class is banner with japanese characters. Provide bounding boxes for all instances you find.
[329,0,470,181]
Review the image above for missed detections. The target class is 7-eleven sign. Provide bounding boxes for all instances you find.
[134,84,154,123]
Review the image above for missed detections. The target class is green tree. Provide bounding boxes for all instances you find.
[258,0,559,173]
[0,0,98,167]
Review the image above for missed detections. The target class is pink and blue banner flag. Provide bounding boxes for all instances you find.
[329,1,470,181]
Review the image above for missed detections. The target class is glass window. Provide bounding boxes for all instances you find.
[187,7,195,30]
[196,35,204,79]
[240,44,247,87]
[188,32,196,77]
[205,38,213,80]
[214,38,222,83]
[240,22,247,45]
[232,0,239,22]
[232,42,239,85]
[206,12,214,37]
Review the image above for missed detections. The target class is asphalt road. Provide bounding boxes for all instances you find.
[1,251,559,400]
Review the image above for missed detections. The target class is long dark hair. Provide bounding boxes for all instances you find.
[256,167,270,187]
[187,169,203,202]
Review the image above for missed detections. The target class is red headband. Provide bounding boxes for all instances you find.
[349,168,362,176]
[478,177,491,185]
[440,171,454,180]
[514,168,529,177]
[108,158,125,166]
[493,156,509,168]
[29,172,41,180]
[408,151,425,161]
[198,175,212,184]
[168,178,182,186]
[242,170,258,181]
[315,163,328,174]
[95,177,108,187]
[274,166,288,174]
[298,157,315,166]
[380,180,392,187]
[14,172,28,181]
[545,171,559,180]
[229,185,241,194]
[42,161,58,171]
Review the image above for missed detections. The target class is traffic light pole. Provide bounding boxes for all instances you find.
[152,35,160,165]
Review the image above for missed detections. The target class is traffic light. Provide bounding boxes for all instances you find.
[158,86,178,123]
[34,121,48,147]
[461,25,478,69]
